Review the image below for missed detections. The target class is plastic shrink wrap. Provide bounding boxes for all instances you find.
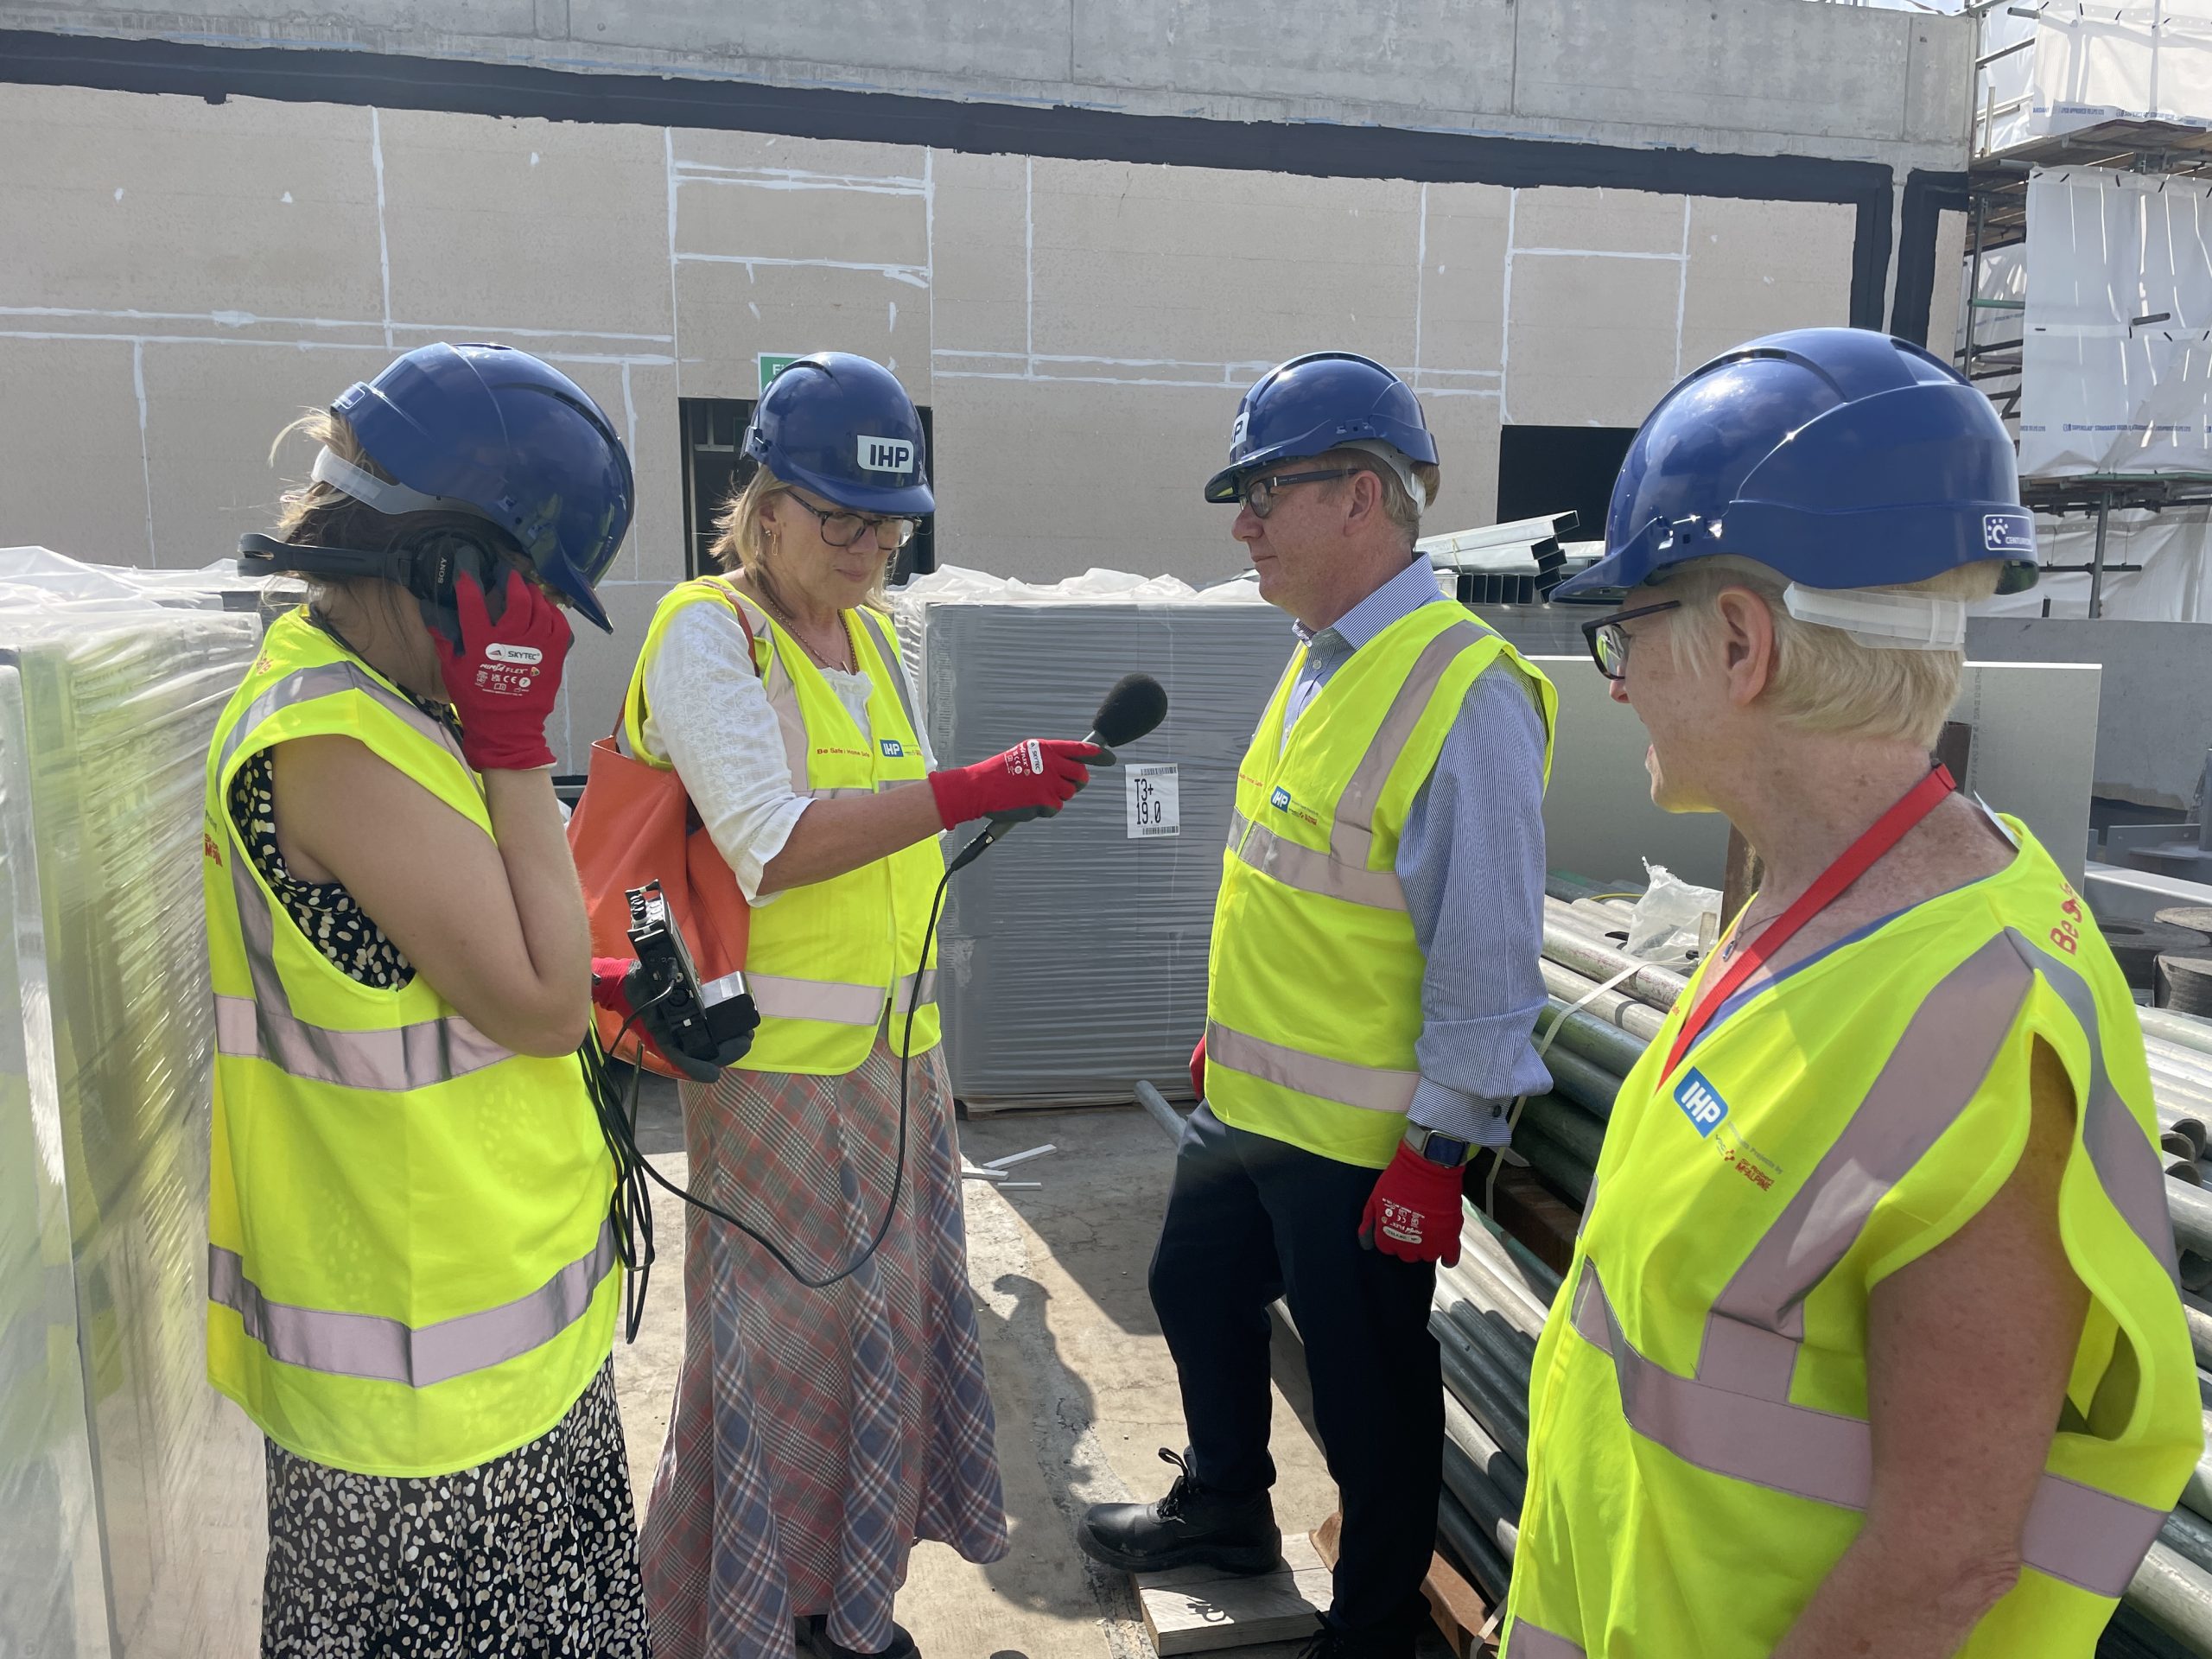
[0,550,275,1657]
[893,567,1293,1107]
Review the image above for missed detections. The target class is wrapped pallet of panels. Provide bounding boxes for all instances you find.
[0,658,108,1656]
[893,569,1294,1108]
[0,554,270,1656]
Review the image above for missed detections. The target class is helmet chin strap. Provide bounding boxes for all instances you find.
[312,447,475,518]
[1338,440,1421,499]
[1780,583,1967,651]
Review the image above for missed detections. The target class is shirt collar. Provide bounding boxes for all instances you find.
[1294,556,1443,653]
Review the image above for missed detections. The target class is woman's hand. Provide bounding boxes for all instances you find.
[925,739,1107,830]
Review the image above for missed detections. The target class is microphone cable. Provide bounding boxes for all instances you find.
[581,865,953,1315]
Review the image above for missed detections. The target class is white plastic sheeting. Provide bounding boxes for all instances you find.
[0,550,270,1657]
[1976,505,2212,619]
[2019,167,2212,478]
[1979,1,2212,156]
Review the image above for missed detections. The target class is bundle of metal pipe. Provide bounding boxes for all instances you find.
[1422,909,2212,1654]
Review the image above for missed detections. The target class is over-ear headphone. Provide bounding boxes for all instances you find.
[238,524,522,647]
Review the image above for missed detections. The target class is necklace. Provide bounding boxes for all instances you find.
[753,576,850,673]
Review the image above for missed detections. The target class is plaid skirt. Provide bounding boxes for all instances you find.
[640,1037,1008,1658]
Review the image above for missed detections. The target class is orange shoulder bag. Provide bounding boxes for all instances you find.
[566,582,756,1077]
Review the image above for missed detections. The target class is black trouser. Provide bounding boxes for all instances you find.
[1149,1104,1442,1634]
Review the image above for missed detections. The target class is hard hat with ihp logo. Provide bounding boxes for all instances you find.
[1204,352,1438,505]
[1555,327,2038,605]
[746,353,934,516]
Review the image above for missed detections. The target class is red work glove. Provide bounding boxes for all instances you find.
[431,568,571,772]
[927,739,1105,830]
[1190,1035,1206,1102]
[591,957,718,1083]
[1359,1143,1466,1268]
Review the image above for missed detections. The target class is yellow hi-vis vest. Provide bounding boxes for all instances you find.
[1503,820,2201,1659]
[1205,604,1557,1169]
[203,611,619,1478]
[623,578,942,1075]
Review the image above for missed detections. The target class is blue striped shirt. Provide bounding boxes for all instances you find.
[1283,557,1553,1147]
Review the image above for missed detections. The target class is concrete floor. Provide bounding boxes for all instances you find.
[609,1078,1440,1659]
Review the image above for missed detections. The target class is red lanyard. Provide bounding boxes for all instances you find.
[1662,766,1958,1078]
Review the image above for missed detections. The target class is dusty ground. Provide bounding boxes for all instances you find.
[609,1080,1447,1659]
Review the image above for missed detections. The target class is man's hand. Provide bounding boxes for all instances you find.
[1358,1142,1465,1267]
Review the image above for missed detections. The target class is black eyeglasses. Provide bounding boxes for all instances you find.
[785,494,919,551]
[1239,467,1356,519]
[1580,599,1682,681]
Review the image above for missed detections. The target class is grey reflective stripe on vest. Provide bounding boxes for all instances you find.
[2008,926,2183,1281]
[1226,810,1408,912]
[893,969,939,1012]
[1207,1018,1419,1115]
[1568,931,2174,1598]
[1571,1262,2166,1597]
[854,608,923,741]
[1331,620,1487,871]
[217,663,514,1091]
[1503,1620,1585,1659]
[1233,620,1491,908]
[209,1218,616,1388]
[747,971,887,1026]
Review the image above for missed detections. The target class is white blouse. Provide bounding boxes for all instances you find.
[636,599,935,906]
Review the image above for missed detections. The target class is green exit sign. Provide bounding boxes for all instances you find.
[758,353,802,393]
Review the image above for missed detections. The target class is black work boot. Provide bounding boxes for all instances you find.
[1077,1447,1281,1575]
[1294,1614,1421,1659]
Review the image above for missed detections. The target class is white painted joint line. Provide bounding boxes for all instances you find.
[1025,156,1036,378]
[369,107,392,350]
[1509,245,1688,262]
[1414,181,1429,375]
[672,170,929,200]
[672,252,931,288]
[1674,197,1693,381]
[133,340,155,568]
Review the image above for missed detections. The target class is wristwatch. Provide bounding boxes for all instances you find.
[1403,1124,1474,1168]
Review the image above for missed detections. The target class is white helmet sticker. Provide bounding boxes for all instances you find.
[856,435,915,475]
[1981,512,2035,556]
[1230,410,1249,452]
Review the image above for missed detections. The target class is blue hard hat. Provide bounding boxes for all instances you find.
[746,353,934,516]
[1554,327,2037,603]
[1204,352,1438,504]
[334,343,634,632]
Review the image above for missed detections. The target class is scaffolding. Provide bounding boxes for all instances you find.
[1962,0,2212,614]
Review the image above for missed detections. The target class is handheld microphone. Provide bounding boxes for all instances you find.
[945,672,1169,874]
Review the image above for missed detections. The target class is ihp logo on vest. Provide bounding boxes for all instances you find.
[880,738,905,759]
[857,435,915,475]
[1269,786,1292,812]
[1674,1069,1728,1137]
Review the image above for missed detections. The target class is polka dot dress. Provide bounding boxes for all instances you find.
[228,683,649,1659]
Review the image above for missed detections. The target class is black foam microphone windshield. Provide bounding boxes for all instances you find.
[944,672,1169,874]
[1088,672,1170,750]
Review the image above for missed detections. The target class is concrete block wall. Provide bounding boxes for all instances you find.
[0,0,1974,173]
[2,82,1859,767]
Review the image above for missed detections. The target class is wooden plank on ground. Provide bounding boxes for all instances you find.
[1136,1532,1328,1655]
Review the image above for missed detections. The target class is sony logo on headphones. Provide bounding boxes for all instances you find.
[857,436,914,474]
[486,643,544,664]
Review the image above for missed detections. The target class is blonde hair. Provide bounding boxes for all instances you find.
[1662,555,2003,748]
[708,466,892,606]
